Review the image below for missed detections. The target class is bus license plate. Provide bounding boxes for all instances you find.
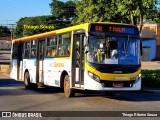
[113,83,123,88]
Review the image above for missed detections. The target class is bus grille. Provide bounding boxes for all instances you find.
[100,80,135,87]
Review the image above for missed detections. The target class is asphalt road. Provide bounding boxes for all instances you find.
[0,73,160,120]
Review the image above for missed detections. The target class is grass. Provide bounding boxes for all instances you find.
[142,70,160,88]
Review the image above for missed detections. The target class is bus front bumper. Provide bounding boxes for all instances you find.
[84,75,141,91]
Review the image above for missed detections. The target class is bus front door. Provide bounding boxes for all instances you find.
[36,40,45,84]
[72,34,84,88]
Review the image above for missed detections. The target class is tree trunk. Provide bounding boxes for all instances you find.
[139,12,143,34]
[138,0,143,34]
[129,4,136,26]
[130,11,134,25]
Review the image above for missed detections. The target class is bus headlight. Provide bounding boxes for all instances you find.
[131,74,141,83]
[130,76,136,80]
[135,74,141,83]
[88,72,100,83]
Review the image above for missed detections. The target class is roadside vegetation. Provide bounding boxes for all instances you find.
[142,70,160,88]
[13,0,160,38]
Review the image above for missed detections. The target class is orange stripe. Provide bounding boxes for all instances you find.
[13,31,56,43]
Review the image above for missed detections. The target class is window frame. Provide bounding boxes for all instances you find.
[24,41,31,58]
[46,35,58,58]
[57,32,71,57]
[30,40,37,58]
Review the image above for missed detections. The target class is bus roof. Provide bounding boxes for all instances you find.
[12,22,136,43]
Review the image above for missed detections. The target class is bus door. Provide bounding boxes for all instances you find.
[12,42,23,80]
[18,43,23,80]
[72,34,85,88]
[36,40,45,84]
[9,42,23,81]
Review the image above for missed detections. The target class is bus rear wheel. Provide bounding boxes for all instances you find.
[24,72,37,89]
[64,75,75,98]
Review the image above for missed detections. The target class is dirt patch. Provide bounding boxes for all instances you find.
[142,61,160,70]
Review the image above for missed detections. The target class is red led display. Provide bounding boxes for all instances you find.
[95,26,103,31]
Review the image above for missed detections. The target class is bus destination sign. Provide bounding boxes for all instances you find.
[90,24,139,35]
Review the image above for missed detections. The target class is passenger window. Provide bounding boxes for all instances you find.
[57,32,71,56]
[31,40,37,58]
[24,41,30,58]
[46,36,57,57]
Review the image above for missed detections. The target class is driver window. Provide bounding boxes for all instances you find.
[87,36,118,64]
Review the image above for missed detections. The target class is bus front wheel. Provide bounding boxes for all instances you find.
[64,75,75,98]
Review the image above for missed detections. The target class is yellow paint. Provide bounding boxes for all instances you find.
[53,62,64,67]
[86,64,141,81]
[0,64,10,73]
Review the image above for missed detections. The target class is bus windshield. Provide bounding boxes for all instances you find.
[87,36,139,65]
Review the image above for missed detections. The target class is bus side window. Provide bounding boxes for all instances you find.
[57,32,71,56]
[50,48,56,57]
[31,40,37,58]
[31,50,35,57]
[46,36,57,57]
[24,41,30,58]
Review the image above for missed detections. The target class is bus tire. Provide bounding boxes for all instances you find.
[24,72,38,89]
[24,71,31,89]
[64,75,75,98]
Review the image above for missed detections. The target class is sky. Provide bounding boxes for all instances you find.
[0,0,68,26]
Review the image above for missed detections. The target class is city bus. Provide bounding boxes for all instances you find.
[10,22,141,97]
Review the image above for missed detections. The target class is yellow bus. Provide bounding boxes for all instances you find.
[10,22,141,97]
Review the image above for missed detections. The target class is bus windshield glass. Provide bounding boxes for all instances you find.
[87,36,139,65]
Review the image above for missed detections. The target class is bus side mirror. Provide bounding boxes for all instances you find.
[84,36,89,54]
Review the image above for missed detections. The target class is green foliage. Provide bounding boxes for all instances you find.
[142,70,160,88]
[50,0,76,21]
[0,26,11,37]
[144,8,160,22]
[116,0,160,32]
[72,0,160,30]
[14,0,76,39]
[14,15,71,39]
[14,0,160,39]
[72,0,129,25]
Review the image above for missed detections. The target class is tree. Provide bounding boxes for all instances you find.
[50,0,76,21]
[72,0,131,25]
[144,6,160,23]
[73,0,160,33]
[0,26,11,37]
[14,0,76,39]
[14,15,71,38]
[116,0,160,33]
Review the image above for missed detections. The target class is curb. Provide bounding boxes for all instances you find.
[141,89,160,93]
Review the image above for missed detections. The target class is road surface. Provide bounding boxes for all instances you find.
[0,73,160,120]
